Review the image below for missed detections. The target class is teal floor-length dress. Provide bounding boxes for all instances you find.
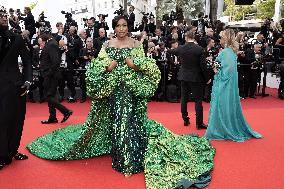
[27,44,216,189]
[205,47,262,142]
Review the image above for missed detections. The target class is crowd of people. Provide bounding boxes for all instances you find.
[6,6,284,105]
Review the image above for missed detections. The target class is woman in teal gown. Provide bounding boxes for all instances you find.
[27,16,215,189]
[204,29,262,142]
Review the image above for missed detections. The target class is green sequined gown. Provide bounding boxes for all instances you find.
[27,45,215,189]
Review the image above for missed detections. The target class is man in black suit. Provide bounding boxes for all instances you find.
[169,31,211,129]
[0,6,32,170]
[93,28,108,52]
[18,7,36,39]
[39,30,72,124]
[85,18,95,39]
[128,6,135,32]
[244,44,262,99]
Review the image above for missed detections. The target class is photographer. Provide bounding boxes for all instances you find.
[166,40,181,102]
[260,18,271,41]
[93,14,109,39]
[203,37,217,102]
[199,27,215,48]
[8,8,21,34]
[93,28,108,52]
[137,12,150,33]
[58,26,78,102]
[85,18,95,38]
[148,13,156,35]
[236,32,248,99]
[244,44,263,99]
[197,12,206,36]
[53,22,67,44]
[128,6,135,32]
[35,12,51,32]
[166,26,179,48]
[29,37,44,103]
[58,26,77,103]
[61,11,77,35]
[152,28,166,45]
[18,7,36,39]
[78,37,98,102]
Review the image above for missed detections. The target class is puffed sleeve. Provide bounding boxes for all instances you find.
[124,45,161,98]
[85,46,117,99]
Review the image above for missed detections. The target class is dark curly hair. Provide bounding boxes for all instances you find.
[112,15,129,30]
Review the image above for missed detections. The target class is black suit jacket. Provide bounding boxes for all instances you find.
[93,37,108,52]
[245,48,256,65]
[86,27,95,39]
[0,30,32,86]
[19,13,36,35]
[169,42,209,83]
[39,38,61,77]
[128,12,135,32]
[32,47,41,68]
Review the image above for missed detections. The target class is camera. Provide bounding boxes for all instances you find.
[61,10,78,34]
[162,11,177,26]
[114,5,125,16]
[39,11,46,22]
[16,8,23,16]
[36,11,51,29]
[98,14,108,20]
[61,11,73,21]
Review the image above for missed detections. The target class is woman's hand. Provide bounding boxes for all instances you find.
[125,57,139,71]
[106,60,118,72]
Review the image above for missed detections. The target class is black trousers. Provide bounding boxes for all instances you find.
[0,81,26,162]
[43,75,70,119]
[28,76,44,100]
[245,69,258,96]
[58,69,76,98]
[80,71,87,100]
[180,81,204,126]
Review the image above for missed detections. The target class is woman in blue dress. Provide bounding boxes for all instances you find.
[205,29,262,142]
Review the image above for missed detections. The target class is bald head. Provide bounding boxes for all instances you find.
[79,29,87,39]
[99,28,105,37]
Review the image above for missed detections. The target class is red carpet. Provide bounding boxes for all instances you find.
[1,88,284,189]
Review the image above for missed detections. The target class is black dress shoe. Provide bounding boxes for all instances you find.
[61,111,73,123]
[197,124,208,130]
[68,96,76,103]
[184,118,190,126]
[41,119,58,124]
[14,153,28,160]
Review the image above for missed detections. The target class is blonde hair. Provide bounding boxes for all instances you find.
[220,29,239,53]
[235,32,244,43]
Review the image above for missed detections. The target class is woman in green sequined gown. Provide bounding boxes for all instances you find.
[27,16,215,189]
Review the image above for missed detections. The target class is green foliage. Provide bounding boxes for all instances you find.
[223,0,254,21]
[256,0,276,19]
[224,0,284,21]
[156,0,204,20]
